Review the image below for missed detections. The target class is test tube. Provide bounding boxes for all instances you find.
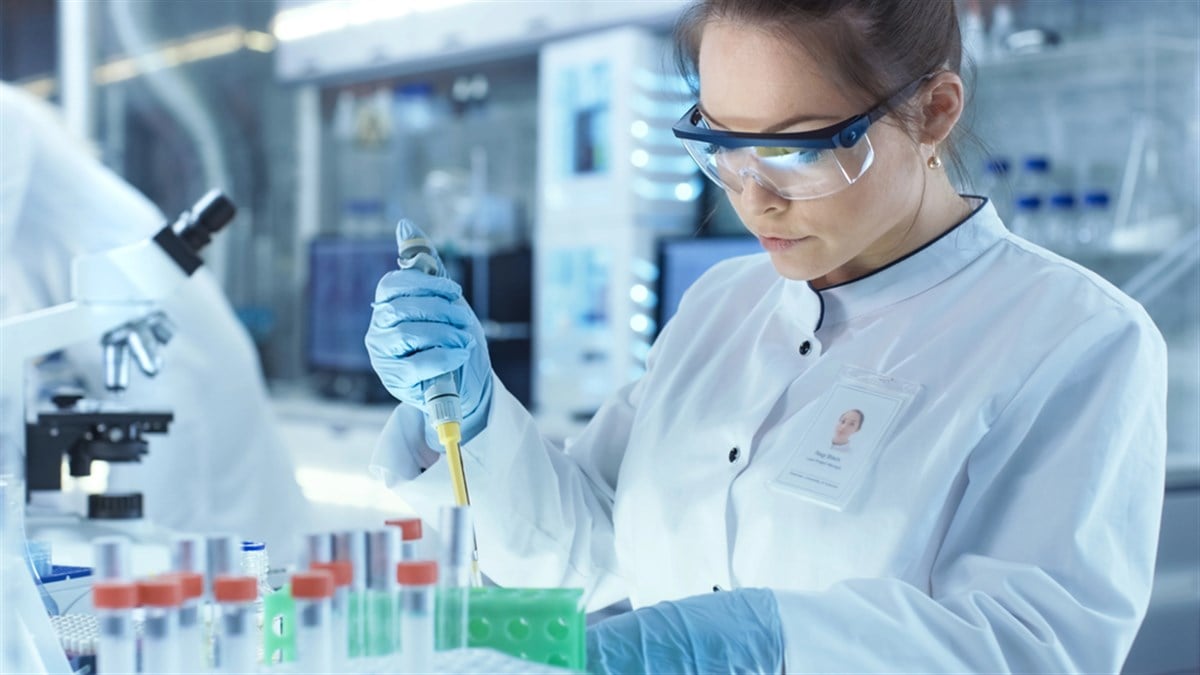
[92,581,138,674]
[365,528,399,656]
[311,561,353,665]
[213,575,258,674]
[292,570,335,673]
[163,572,205,673]
[303,532,333,568]
[92,536,131,581]
[170,534,206,575]
[206,534,239,591]
[397,560,439,673]
[332,530,367,658]
[385,518,424,561]
[436,506,472,651]
[138,577,184,674]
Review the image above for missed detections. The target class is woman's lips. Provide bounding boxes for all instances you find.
[758,236,808,252]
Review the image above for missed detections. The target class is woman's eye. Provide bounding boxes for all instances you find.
[754,146,824,165]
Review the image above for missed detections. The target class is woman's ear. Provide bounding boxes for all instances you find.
[919,72,964,146]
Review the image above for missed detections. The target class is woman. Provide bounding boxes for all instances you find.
[366,1,1167,671]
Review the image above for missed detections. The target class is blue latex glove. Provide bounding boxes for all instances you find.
[365,221,494,446]
[586,588,784,674]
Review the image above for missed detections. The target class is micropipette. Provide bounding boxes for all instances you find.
[395,220,481,586]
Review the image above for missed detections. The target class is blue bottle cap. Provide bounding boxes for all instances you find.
[1016,195,1042,209]
[1049,193,1075,208]
[1023,156,1051,172]
[241,541,266,552]
[1083,191,1111,207]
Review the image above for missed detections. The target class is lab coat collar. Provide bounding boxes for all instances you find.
[815,197,1001,327]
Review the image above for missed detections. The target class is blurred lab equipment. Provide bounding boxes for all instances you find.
[535,27,702,434]
[0,83,310,568]
[245,519,585,672]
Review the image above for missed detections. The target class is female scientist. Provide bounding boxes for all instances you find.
[366,1,1167,671]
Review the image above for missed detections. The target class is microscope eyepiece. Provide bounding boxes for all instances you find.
[178,190,236,252]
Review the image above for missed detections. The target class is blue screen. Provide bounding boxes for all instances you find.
[307,237,397,371]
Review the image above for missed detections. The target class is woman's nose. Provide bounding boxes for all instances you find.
[737,170,787,216]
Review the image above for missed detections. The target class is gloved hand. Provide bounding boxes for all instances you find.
[586,588,784,675]
[365,220,494,447]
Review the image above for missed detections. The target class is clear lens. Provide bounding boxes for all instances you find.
[681,135,875,200]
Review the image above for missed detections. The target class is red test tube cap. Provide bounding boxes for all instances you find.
[292,570,334,599]
[311,561,352,588]
[138,577,184,608]
[396,560,438,586]
[213,575,258,603]
[92,582,138,609]
[384,518,423,541]
[162,572,203,600]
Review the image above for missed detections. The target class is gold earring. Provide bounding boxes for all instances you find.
[927,155,943,170]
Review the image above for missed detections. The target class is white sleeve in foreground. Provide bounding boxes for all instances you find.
[776,309,1168,673]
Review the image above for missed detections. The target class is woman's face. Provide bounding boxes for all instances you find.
[697,20,929,286]
[833,411,863,446]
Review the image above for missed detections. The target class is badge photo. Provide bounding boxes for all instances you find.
[773,366,920,511]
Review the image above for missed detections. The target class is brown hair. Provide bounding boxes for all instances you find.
[674,0,975,180]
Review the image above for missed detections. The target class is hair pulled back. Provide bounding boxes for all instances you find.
[674,0,972,176]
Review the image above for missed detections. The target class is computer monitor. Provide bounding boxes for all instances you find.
[656,236,762,333]
[307,236,398,372]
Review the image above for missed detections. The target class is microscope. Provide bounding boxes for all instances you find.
[3,190,236,506]
[0,190,237,672]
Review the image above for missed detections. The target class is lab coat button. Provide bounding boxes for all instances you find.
[728,447,740,463]
[799,341,812,355]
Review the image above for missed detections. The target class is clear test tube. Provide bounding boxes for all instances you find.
[385,518,423,561]
[292,570,335,673]
[170,534,206,575]
[303,532,333,568]
[396,560,438,673]
[311,561,353,665]
[435,506,472,651]
[138,577,184,674]
[364,528,399,656]
[331,530,367,658]
[205,534,240,667]
[163,572,205,673]
[92,581,138,674]
[92,536,132,581]
[213,575,258,674]
[205,533,239,601]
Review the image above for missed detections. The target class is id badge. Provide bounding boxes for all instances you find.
[771,365,921,511]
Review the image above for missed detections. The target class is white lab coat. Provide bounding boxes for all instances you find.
[0,83,309,564]
[373,200,1167,672]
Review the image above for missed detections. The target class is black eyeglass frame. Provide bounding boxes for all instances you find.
[672,73,935,151]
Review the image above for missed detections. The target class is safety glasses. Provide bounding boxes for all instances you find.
[672,75,931,201]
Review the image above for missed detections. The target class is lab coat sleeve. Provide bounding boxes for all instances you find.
[372,367,646,612]
[775,307,1167,673]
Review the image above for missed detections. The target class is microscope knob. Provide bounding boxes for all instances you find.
[51,390,85,410]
